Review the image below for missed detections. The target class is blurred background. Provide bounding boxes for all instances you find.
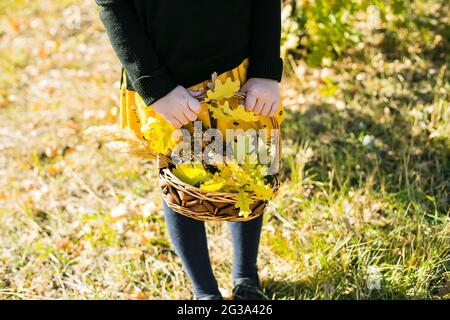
[0,0,448,299]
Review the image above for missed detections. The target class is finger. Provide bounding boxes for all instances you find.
[183,107,198,122]
[260,100,273,116]
[168,117,183,129]
[188,88,205,98]
[158,113,173,125]
[245,94,257,111]
[187,96,201,114]
[240,82,249,93]
[175,113,190,126]
[268,100,280,117]
[253,99,265,115]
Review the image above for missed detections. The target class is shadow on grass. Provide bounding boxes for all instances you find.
[280,8,450,214]
[378,1,450,65]
[262,278,311,300]
[282,101,449,213]
[276,102,449,299]
[261,276,433,300]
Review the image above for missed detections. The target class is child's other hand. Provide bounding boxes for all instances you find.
[240,78,280,117]
[152,86,203,128]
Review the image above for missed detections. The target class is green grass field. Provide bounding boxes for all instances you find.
[0,0,448,299]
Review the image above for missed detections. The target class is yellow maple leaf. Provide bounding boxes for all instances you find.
[235,190,254,218]
[205,78,240,102]
[200,180,227,192]
[208,102,232,121]
[227,161,251,186]
[251,180,273,201]
[199,169,239,192]
[230,105,260,122]
[172,163,212,186]
[208,102,259,123]
[141,116,178,155]
[217,164,234,180]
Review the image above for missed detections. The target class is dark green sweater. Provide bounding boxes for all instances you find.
[96,0,283,105]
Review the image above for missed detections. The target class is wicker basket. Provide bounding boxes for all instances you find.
[159,92,282,222]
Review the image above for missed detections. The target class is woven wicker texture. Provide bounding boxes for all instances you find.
[159,93,282,222]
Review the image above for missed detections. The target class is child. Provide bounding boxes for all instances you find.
[96,0,283,300]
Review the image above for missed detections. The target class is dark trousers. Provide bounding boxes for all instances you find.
[162,200,263,299]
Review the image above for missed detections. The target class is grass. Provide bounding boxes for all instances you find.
[0,0,448,299]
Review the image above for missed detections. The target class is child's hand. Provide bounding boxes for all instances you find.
[152,86,203,128]
[240,78,280,117]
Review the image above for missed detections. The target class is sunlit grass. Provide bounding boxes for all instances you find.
[0,0,448,300]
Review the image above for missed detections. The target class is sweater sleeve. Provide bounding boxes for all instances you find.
[248,0,283,82]
[96,0,178,105]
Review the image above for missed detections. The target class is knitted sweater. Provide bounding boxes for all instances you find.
[96,0,283,105]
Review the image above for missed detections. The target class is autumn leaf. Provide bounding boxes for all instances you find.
[236,190,254,218]
[208,102,259,122]
[205,77,240,102]
[141,116,178,155]
[172,163,212,186]
[252,180,273,201]
[200,164,237,192]
[227,161,251,186]
[208,101,233,121]
[216,164,234,182]
[203,76,259,123]
[200,180,227,192]
[231,105,260,122]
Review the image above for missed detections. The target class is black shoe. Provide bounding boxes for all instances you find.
[232,278,267,300]
[196,293,223,300]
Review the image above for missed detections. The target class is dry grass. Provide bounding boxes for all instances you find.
[0,0,448,299]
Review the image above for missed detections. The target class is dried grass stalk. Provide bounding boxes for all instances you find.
[84,125,157,160]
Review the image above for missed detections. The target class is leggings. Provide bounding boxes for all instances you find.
[162,200,263,299]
